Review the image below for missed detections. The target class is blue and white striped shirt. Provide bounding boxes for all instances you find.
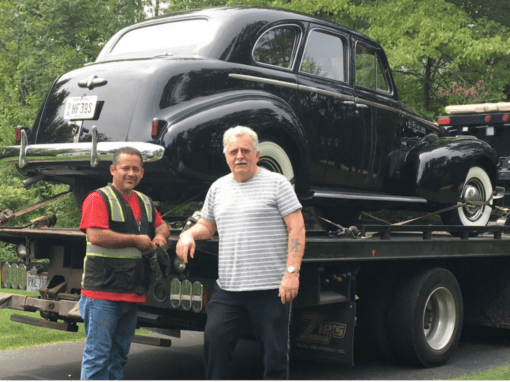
[201,168,302,291]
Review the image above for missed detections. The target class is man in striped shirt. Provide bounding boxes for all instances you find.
[177,126,306,379]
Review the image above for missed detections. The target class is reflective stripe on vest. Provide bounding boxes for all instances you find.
[134,190,153,223]
[86,238,142,259]
[100,186,125,222]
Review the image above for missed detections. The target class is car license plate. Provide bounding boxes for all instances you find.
[486,126,495,136]
[63,96,98,120]
[26,272,48,292]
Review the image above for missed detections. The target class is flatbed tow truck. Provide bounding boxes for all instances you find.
[3,214,510,368]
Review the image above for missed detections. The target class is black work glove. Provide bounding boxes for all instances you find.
[156,246,172,278]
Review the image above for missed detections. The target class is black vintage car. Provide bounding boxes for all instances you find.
[0,7,501,227]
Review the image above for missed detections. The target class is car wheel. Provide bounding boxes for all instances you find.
[389,268,463,367]
[258,140,295,184]
[441,166,493,227]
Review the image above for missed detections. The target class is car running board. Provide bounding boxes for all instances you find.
[311,189,428,204]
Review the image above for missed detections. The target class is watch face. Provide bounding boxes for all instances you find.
[287,267,299,273]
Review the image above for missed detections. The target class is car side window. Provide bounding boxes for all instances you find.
[253,26,300,69]
[299,30,346,82]
[355,43,390,92]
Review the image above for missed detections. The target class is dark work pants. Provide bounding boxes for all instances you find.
[204,286,292,380]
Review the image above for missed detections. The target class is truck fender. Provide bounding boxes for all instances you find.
[403,135,498,204]
[160,94,309,192]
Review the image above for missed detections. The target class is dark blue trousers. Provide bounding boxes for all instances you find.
[204,287,292,379]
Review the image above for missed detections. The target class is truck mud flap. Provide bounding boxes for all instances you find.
[291,302,356,365]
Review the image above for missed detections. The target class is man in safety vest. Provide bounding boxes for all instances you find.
[79,147,170,380]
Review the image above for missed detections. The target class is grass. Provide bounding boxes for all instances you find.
[456,365,510,380]
[0,287,149,352]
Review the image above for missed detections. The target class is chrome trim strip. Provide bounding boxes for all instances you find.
[1,141,165,166]
[354,98,398,113]
[229,74,298,90]
[312,190,428,203]
[299,85,355,101]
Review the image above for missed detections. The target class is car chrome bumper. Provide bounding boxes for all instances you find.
[0,127,164,168]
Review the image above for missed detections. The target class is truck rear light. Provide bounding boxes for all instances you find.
[437,117,451,125]
[169,278,205,312]
[170,278,181,309]
[504,114,509,122]
[181,279,192,311]
[485,115,491,122]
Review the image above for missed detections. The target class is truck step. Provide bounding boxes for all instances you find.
[131,335,172,347]
[10,314,78,332]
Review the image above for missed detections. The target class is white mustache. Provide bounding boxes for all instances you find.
[235,160,248,165]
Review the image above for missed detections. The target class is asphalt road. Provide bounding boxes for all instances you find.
[1,326,510,380]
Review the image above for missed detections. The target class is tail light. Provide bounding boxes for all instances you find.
[485,115,492,123]
[437,117,451,125]
[503,115,509,122]
[151,119,167,138]
[15,126,30,144]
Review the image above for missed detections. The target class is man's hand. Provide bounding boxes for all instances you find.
[152,234,168,247]
[134,234,155,251]
[176,231,196,264]
[279,272,300,304]
[153,222,170,246]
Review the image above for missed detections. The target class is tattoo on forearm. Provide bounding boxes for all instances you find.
[292,240,300,252]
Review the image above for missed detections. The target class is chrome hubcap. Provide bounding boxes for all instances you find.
[423,287,456,350]
[461,179,486,222]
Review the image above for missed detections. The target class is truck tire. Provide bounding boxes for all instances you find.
[389,268,463,367]
[441,166,492,227]
[258,140,295,184]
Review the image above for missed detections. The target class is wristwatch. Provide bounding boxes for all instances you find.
[286,266,300,274]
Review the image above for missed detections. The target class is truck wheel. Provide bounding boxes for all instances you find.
[389,268,463,367]
[258,140,295,184]
[441,166,492,227]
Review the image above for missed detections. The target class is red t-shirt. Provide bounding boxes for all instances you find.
[80,190,164,303]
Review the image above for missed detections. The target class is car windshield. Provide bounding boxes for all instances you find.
[108,19,211,58]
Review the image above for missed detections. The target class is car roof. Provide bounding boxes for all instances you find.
[97,6,382,62]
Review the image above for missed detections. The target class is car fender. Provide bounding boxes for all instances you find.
[159,92,309,192]
[403,135,498,204]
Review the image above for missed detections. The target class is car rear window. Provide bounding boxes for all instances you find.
[253,26,300,69]
[109,19,210,58]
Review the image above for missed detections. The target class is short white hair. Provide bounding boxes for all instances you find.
[222,126,260,154]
